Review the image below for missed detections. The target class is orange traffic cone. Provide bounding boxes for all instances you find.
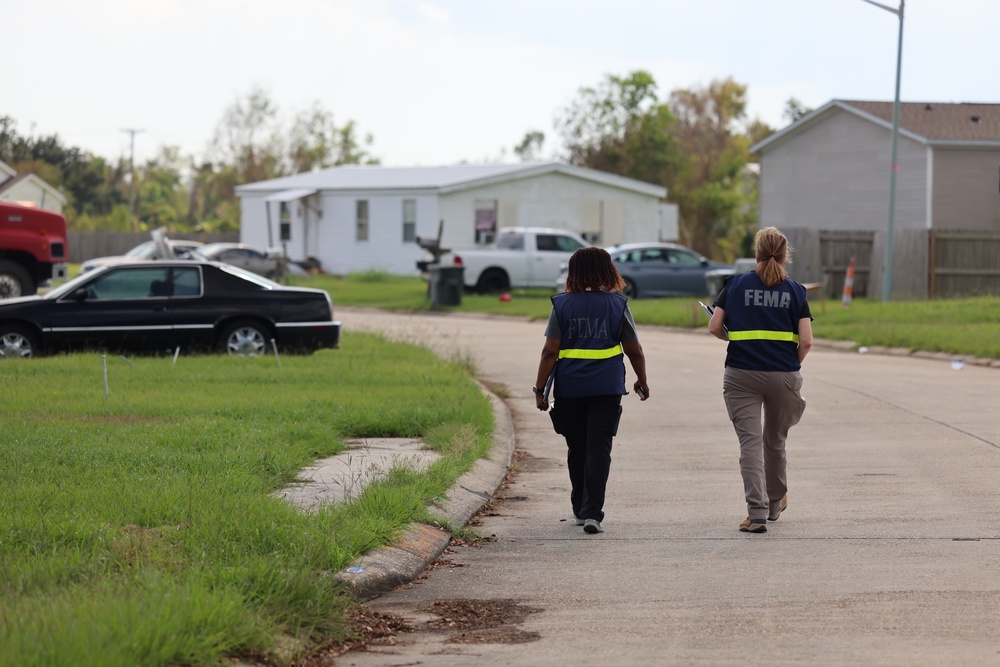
[842,258,855,307]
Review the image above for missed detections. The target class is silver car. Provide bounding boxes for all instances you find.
[196,243,284,279]
[80,239,205,273]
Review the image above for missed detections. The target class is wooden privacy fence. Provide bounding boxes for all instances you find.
[818,231,874,299]
[930,231,1000,298]
[68,231,239,263]
[782,227,1000,300]
[782,228,878,300]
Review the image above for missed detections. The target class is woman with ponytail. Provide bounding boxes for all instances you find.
[709,227,813,534]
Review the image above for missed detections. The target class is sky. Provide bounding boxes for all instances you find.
[4,0,999,168]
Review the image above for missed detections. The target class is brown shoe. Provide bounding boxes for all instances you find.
[768,495,788,522]
[739,517,767,533]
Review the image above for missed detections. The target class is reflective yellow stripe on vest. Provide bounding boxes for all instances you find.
[728,330,800,344]
[558,343,624,360]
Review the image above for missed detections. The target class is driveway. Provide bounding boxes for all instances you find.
[338,308,1000,666]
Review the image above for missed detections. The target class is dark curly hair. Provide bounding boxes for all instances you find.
[565,247,625,293]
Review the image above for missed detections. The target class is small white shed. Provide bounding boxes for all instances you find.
[235,162,666,276]
[0,160,67,213]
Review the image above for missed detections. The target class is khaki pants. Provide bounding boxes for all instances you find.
[723,368,806,522]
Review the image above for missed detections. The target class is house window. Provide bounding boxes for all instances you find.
[402,199,416,242]
[356,200,369,241]
[475,200,497,245]
[280,202,291,242]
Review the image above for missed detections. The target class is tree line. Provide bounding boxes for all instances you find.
[0,87,378,234]
[1,77,808,260]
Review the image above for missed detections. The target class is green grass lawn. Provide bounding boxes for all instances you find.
[1,333,493,666]
[15,265,992,665]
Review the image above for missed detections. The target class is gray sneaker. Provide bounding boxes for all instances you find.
[574,515,585,526]
[583,519,603,534]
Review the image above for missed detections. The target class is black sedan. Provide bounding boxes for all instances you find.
[0,260,341,358]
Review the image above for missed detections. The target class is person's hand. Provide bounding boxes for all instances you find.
[634,381,650,401]
[536,394,549,411]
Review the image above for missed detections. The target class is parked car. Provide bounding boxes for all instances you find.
[80,239,205,273]
[438,227,589,293]
[0,260,340,358]
[197,243,284,279]
[556,242,730,298]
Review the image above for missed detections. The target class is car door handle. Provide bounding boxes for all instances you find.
[152,306,168,312]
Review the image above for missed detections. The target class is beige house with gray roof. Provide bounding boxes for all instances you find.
[751,100,1000,298]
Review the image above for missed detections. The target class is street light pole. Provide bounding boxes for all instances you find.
[861,0,905,301]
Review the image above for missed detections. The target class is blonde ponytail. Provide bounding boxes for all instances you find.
[754,226,791,287]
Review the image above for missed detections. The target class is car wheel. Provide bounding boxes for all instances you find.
[0,325,38,359]
[622,278,638,299]
[0,261,35,299]
[476,268,509,294]
[219,320,269,356]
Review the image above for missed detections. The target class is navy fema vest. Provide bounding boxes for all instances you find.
[551,291,627,398]
[722,272,807,372]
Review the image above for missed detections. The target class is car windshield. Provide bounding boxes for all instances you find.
[44,269,105,300]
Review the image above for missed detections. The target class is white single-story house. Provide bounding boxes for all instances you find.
[751,99,1000,233]
[235,162,667,276]
[0,160,67,213]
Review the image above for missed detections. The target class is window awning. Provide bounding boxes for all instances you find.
[264,188,317,203]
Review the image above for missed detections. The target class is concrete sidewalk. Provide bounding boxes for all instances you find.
[336,308,1000,666]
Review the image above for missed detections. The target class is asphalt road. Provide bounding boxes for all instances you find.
[337,308,1000,667]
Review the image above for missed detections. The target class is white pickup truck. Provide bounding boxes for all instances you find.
[443,227,589,293]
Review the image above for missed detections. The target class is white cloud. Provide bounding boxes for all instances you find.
[415,1,452,25]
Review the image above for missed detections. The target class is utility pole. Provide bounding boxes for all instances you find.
[121,128,145,223]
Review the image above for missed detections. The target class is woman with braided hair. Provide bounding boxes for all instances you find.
[533,246,649,535]
[709,226,812,534]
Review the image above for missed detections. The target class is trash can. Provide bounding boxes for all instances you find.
[704,270,731,297]
[428,264,464,308]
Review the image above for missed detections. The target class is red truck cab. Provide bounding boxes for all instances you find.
[0,201,69,298]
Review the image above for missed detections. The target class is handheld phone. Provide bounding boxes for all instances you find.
[636,386,648,399]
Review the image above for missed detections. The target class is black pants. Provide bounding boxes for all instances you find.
[553,394,622,523]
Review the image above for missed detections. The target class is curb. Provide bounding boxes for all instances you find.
[336,384,516,600]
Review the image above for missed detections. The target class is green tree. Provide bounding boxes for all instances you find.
[0,115,128,224]
[514,130,545,161]
[134,146,187,231]
[209,86,286,185]
[187,161,242,232]
[556,73,768,261]
[783,97,814,124]
[557,70,685,198]
[668,78,758,259]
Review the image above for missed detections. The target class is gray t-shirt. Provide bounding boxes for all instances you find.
[544,303,639,343]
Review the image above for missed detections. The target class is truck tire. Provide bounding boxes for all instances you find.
[0,261,35,299]
[476,268,510,294]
